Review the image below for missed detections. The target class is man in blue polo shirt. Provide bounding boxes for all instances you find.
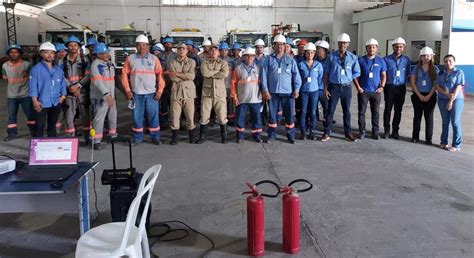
[322,33,360,142]
[29,42,67,137]
[383,37,410,139]
[356,38,387,140]
[261,34,302,144]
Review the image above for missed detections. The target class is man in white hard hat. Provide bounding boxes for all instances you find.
[355,38,387,140]
[254,39,266,67]
[382,36,411,139]
[121,35,165,145]
[28,42,67,137]
[261,34,302,144]
[230,47,263,143]
[199,39,212,62]
[197,44,230,144]
[315,40,331,124]
[322,33,360,142]
[168,43,198,145]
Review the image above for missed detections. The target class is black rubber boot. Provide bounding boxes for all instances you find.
[188,128,198,144]
[196,124,208,144]
[170,130,179,145]
[220,124,227,144]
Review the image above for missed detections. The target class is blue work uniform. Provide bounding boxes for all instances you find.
[357,55,387,136]
[316,57,329,121]
[260,53,302,141]
[297,60,323,135]
[382,54,411,135]
[436,67,465,148]
[324,50,360,136]
[28,61,67,137]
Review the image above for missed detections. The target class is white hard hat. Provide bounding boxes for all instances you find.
[304,42,316,51]
[254,39,265,47]
[365,38,379,46]
[316,40,330,50]
[419,46,434,56]
[202,39,212,46]
[39,42,56,52]
[337,33,351,42]
[135,34,149,44]
[242,47,256,56]
[392,37,406,45]
[273,34,286,44]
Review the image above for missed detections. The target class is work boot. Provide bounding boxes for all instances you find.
[220,124,227,144]
[381,130,389,139]
[196,124,208,144]
[188,128,198,144]
[170,130,179,145]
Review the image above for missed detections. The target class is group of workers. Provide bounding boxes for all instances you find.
[1,32,466,152]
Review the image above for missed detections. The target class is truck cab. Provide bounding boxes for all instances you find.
[106,30,146,69]
[227,31,271,55]
[44,29,97,54]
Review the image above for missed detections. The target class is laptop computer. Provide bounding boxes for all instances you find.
[11,137,80,182]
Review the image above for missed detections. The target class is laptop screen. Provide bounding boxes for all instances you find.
[29,138,79,165]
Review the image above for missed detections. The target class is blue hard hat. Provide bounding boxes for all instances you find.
[65,35,82,46]
[243,44,252,49]
[54,43,67,52]
[93,43,109,54]
[184,39,194,46]
[219,42,229,50]
[162,36,174,44]
[193,43,200,49]
[86,38,98,47]
[6,44,22,54]
[231,42,241,50]
[151,44,164,52]
[286,37,294,47]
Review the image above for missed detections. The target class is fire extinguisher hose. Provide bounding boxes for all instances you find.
[242,180,280,198]
[287,179,313,193]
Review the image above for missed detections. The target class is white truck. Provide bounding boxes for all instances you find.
[106,30,147,69]
[227,30,271,55]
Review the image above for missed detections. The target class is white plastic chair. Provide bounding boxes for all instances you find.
[75,164,161,258]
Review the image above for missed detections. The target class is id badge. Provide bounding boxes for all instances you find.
[369,72,373,78]
[307,77,312,83]
[396,70,401,77]
[422,80,427,86]
[52,79,55,86]
[278,68,282,74]
[341,69,346,76]
[247,77,252,82]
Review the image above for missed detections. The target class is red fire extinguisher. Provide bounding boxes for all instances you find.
[280,179,313,254]
[242,180,280,257]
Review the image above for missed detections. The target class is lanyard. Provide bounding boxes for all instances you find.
[273,55,284,68]
[338,54,346,68]
[392,54,402,71]
[305,61,314,78]
[366,56,375,72]
[244,64,254,76]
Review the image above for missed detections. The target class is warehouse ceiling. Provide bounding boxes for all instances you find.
[2,0,64,9]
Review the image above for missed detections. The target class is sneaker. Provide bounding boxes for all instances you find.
[358,132,366,139]
[4,135,16,142]
[288,138,296,144]
[345,134,357,142]
[448,146,461,152]
[381,131,389,139]
[321,134,330,142]
[151,138,161,145]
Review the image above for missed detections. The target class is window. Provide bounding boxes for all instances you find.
[163,0,273,7]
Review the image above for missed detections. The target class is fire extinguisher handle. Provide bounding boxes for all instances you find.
[255,180,280,198]
[288,179,313,193]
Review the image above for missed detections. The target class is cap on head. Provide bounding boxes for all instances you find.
[93,43,109,54]
[316,40,330,50]
[135,35,149,44]
[39,42,56,52]
[54,43,67,52]
[392,37,406,45]
[151,43,164,52]
[162,36,174,44]
[419,46,434,56]
[254,39,265,47]
[304,42,316,51]
[273,34,286,44]
[65,35,82,47]
[337,33,351,42]
[231,42,241,50]
[86,38,98,47]
[242,47,256,56]
[202,39,212,46]
[177,43,187,49]
[365,38,379,46]
[6,44,22,54]
[218,42,229,50]
[298,39,308,47]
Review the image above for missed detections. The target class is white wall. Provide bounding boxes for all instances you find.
[43,0,335,43]
[359,16,402,56]
[0,12,39,55]
[406,20,442,60]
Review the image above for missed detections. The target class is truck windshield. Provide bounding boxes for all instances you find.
[46,32,84,44]
[108,35,137,47]
[234,34,267,46]
[172,37,205,47]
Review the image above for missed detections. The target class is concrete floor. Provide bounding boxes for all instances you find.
[0,78,473,257]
